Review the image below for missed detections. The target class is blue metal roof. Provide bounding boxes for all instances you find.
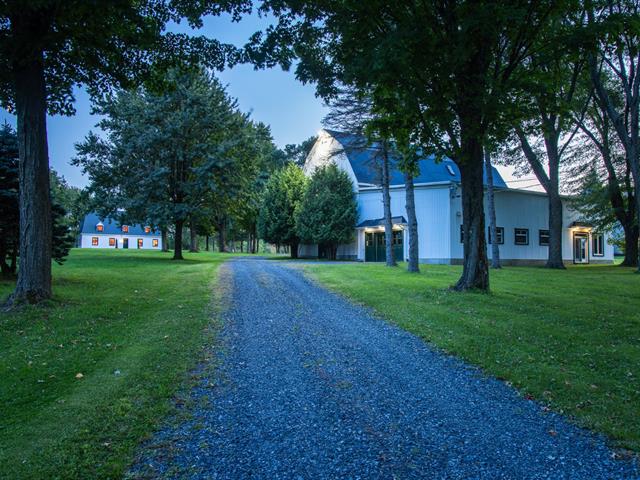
[80,212,160,236]
[325,130,507,189]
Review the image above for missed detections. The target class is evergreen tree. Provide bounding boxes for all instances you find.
[296,164,357,261]
[258,163,307,258]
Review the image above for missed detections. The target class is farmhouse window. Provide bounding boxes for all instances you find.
[152,239,159,248]
[593,233,604,256]
[122,225,129,233]
[392,230,403,245]
[137,238,143,248]
[539,229,550,246]
[96,224,103,232]
[514,228,529,245]
[144,226,151,233]
[488,227,504,244]
[91,237,98,246]
[109,238,116,247]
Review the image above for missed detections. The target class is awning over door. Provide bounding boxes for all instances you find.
[357,216,407,228]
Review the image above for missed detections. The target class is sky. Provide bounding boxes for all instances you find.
[0,10,538,190]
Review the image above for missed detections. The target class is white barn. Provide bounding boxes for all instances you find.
[300,129,614,265]
[79,213,162,250]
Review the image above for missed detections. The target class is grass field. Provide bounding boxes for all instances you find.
[0,249,228,479]
[304,262,640,452]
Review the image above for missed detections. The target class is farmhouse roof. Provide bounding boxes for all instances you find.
[80,212,160,236]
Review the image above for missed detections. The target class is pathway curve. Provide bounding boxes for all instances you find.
[131,257,639,479]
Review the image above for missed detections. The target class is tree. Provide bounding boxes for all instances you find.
[251,1,561,291]
[324,86,397,267]
[584,0,640,271]
[296,164,357,260]
[258,163,307,258]
[74,68,248,260]
[0,1,250,304]
[49,170,90,238]
[282,136,317,166]
[485,151,502,269]
[569,90,638,266]
[0,125,73,276]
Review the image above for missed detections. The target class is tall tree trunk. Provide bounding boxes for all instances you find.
[9,52,52,305]
[205,235,210,251]
[161,228,169,252]
[240,240,244,253]
[484,151,501,269]
[290,239,299,259]
[189,220,198,252]
[404,170,420,273]
[173,219,184,260]
[622,223,639,267]
[547,191,565,268]
[381,144,396,267]
[218,220,226,253]
[455,147,489,291]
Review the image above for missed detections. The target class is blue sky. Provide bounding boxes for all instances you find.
[0,11,329,187]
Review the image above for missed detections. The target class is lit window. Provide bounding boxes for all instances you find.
[91,237,98,246]
[122,225,129,233]
[137,238,143,249]
[152,239,159,248]
[539,229,550,246]
[514,228,529,245]
[144,226,151,234]
[488,227,504,244]
[593,233,604,256]
[109,238,116,247]
[96,224,104,232]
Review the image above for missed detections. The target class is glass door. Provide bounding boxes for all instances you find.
[573,233,589,264]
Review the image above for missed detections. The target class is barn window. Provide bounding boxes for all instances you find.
[144,226,151,233]
[137,238,143,249]
[539,229,550,246]
[152,239,159,248]
[488,227,504,244]
[109,238,116,247]
[91,237,98,246]
[593,233,604,256]
[514,228,529,245]
[122,225,129,233]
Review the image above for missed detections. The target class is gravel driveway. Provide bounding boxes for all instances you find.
[131,257,639,479]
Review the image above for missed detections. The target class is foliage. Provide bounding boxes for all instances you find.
[50,170,90,237]
[258,163,307,255]
[306,261,640,451]
[0,249,229,478]
[73,67,260,258]
[282,136,317,166]
[296,164,357,259]
[0,123,18,275]
[0,125,73,274]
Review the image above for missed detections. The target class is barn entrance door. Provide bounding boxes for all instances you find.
[365,231,403,262]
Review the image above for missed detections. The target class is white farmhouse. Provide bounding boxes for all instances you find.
[79,213,162,250]
[300,129,614,265]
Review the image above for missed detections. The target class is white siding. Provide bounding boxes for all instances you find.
[80,234,162,250]
[450,188,614,264]
[356,185,452,262]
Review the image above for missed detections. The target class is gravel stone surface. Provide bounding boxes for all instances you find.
[130,257,639,479]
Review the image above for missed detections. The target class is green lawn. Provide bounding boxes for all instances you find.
[304,262,640,451]
[0,249,229,479]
